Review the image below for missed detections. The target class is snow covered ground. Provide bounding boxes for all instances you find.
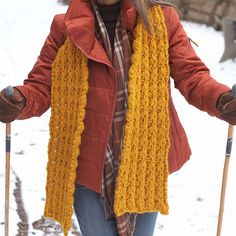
[0,0,236,235]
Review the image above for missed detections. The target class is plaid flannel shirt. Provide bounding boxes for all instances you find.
[90,1,137,235]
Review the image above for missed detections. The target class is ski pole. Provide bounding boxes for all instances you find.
[216,84,236,236]
[4,85,13,236]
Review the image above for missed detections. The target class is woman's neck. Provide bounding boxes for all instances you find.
[96,0,120,6]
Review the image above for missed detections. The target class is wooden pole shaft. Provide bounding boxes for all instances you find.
[217,156,230,236]
[5,123,11,236]
[217,125,234,236]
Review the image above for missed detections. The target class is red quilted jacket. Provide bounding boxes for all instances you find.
[16,0,230,193]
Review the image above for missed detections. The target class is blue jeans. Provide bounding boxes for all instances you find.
[73,184,158,236]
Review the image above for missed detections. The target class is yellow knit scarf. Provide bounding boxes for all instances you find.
[45,6,170,235]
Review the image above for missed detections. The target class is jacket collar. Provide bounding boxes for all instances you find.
[121,0,137,31]
[64,0,137,64]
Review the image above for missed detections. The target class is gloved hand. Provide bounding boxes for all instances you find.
[0,87,26,123]
[216,91,236,125]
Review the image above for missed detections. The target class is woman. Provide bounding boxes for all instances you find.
[0,0,236,235]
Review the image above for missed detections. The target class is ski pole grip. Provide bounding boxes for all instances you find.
[5,86,13,152]
[225,84,236,156]
[5,86,13,97]
[232,84,236,98]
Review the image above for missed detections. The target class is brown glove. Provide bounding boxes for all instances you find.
[216,91,236,125]
[0,87,26,123]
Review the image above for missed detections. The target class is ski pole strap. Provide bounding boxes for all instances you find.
[226,137,233,157]
[6,126,11,153]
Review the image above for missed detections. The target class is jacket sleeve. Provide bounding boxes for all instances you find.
[167,7,230,118]
[16,14,66,119]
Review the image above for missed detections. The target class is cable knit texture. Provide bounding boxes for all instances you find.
[45,6,170,235]
[114,6,170,216]
[45,39,89,235]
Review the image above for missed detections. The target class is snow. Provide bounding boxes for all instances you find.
[0,0,236,235]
